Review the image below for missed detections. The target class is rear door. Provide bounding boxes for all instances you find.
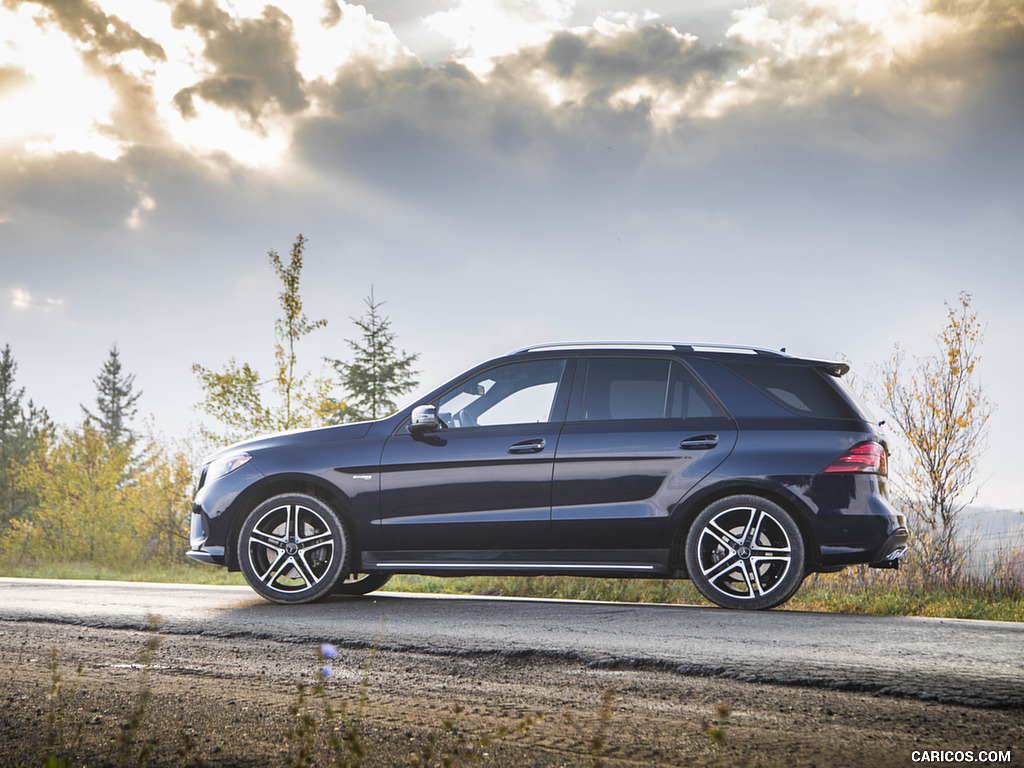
[551,356,737,550]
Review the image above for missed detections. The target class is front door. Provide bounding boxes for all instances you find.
[378,357,573,553]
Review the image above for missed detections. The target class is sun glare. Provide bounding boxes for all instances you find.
[166,99,293,169]
[0,1,300,169]
[0,6,121,159]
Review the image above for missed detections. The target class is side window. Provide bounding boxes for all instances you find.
[582,358,721,421]
[668,363,720,418]
[583,358,670,420]
[721,361,857,419]
[438,359,566,428]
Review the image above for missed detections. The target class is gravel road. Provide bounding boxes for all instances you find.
[0,579,1021,767]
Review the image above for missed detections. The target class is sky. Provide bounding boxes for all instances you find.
[1,0,1022,511]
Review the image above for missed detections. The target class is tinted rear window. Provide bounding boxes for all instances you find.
[721,361,857,419]
[581,358,721,420]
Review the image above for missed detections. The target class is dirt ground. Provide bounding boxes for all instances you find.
[0,620,1020,768]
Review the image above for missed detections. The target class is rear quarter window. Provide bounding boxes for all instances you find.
[720,361,858,419]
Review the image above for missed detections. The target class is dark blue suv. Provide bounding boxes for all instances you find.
[188,342,908,610]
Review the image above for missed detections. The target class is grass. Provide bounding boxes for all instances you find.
[3,560,1022,622]
[0,559,247,587]
[381,570,1024,622]
[795,570,1024,622]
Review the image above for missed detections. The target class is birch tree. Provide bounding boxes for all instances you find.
[877,292,993,582]
[193,235,334,444]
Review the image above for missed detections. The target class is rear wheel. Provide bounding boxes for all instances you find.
[685,495,805,610]
[332,572,393,596]
[238,493,349,604]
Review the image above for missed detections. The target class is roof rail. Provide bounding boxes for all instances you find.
[510,342,789,356]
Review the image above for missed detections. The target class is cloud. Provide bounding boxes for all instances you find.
[125,190,155,229]
[0,147,170,230]
[715,1,1024,128]
[302,0,1023,183]
[320,0,342,29]
[511,0,1023,157]
[723,1,968,114]
[425,0,575,75]
[10,287,63,311]
[502,22,746,132]
[2,0,1022,231]
[297,18,748,181]
[0,63,32,92]
[1,0,166,60]
[0,0,169,158]
[170,0,308,124]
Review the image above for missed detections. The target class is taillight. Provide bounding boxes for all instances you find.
[821,441,887,475]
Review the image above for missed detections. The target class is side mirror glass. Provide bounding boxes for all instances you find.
[408,404,439,435]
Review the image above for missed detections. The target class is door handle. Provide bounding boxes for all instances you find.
[679,434,719,450]
[508,438,546,454]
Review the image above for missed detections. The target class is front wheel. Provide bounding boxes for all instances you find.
[685,495,805,610]
[332,572,393,596]
[238,493,350,604]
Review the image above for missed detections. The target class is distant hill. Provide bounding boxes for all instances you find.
[960,506,1024,574]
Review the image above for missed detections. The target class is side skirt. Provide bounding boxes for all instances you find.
[359,548,672,578]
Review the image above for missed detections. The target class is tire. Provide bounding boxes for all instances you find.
[332,572,393,596]
[684,495,805,610]
[237,493,349,604]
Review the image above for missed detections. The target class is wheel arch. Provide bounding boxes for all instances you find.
[224,473,362,573]
[668,482,821,575]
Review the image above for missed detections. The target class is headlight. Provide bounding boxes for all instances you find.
[206,451,253,483]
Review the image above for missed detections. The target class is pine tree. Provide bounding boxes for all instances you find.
[81,345,141,448]
[0,344,52,523]
[329,288,420,422]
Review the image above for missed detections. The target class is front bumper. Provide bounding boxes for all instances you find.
[186,507,227,565]
[185,547,226,565]
[187,460,266,569]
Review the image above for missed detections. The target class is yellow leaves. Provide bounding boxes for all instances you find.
[4,425,195,567]
[194,235,333,444]
[874,292,993,583]
[8,424,136,563]
[133,436,196,565]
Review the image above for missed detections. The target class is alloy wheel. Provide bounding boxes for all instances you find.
[239,494,348,603]
[686,496,805,610]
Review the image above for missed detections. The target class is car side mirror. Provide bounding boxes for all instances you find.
[408,404,439,435]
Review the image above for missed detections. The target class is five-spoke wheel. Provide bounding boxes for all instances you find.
[685,495,805,610]
[238,493,349,604]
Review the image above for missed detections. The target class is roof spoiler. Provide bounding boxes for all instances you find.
[814,361,850,376]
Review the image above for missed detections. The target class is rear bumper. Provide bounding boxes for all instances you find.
[868,529,910,569]
[816,513,908,568]
[804,475,909,569]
